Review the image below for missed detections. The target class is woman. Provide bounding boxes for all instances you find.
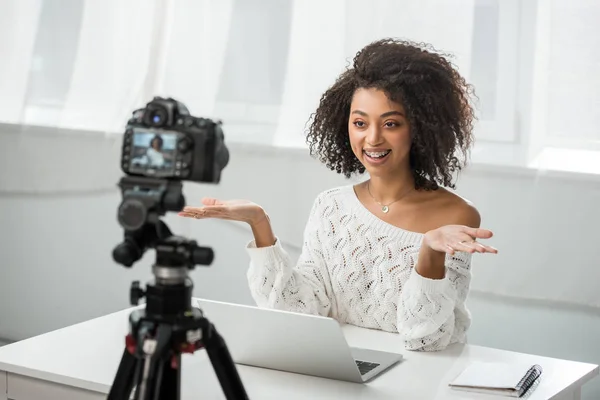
[179,39,497,351]
[146,135,165,167]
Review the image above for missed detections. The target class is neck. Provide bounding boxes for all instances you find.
[367,169,415,204]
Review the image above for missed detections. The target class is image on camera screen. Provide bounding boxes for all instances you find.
[129,129,177,172]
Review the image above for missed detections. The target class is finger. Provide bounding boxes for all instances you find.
[178,211,205,219]
[201,197,221,206]
[179,206,227,218]
[182,205,226,214]
[456,240,498,254]
[473,242,498,254]
[452,241,478,254]
[454,234,483,253]
[463,227,493,239]
[464,238,498,254]
[445,244,456,255]
[182,206,202,213]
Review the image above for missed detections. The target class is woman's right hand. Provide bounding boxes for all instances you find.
[178,197,268,226]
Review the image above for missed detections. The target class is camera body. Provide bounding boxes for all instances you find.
[120,97,228,184]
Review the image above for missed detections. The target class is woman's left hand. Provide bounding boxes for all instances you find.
[424,225,498,255]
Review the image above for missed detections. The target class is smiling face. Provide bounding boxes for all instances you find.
[348,88,411,178]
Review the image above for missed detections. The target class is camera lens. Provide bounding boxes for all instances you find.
[216,145,229,170]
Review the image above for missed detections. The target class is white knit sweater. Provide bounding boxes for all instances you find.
[246,185,472,351]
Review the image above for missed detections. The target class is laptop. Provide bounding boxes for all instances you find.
[193,298,403,383]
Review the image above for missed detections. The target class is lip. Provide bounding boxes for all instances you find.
[363,149,391,166]
[364,148,391,152]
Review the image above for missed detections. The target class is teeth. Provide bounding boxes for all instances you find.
[365,150,390,158]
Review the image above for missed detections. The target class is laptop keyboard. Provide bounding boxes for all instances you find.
[355,360,380,375]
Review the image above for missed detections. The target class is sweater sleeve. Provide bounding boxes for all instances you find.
[245,195,333,317]
[396,251,472,351]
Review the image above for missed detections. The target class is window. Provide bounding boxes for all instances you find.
[270,0,520,147]
[160,0,294,145]
[0,0,44,123]
[20,0,84,127]
[1,0,598,173]
[469,0,520,143]
[529,0,600,152]
[0,0,161,132]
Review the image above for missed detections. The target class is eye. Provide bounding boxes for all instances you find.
[353,121,366,128]
[384,121,400,128]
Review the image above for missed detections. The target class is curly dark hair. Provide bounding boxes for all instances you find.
[305,38,476,190]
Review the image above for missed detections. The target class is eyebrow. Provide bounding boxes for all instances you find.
[351,110,405,118]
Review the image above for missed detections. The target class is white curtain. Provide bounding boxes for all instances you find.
[0,0,477,141]
[0,0,43,123]
[14,0,600,151]
[272,0,348,147]
[57,0,160,132]
[0,0,233,134]
[156,0,234,119]
[273,0,476,147]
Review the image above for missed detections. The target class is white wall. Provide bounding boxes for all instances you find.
[1,125,599,398]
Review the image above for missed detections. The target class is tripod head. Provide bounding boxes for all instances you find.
[112,176,214,316]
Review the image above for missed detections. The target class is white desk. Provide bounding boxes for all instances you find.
[0,304,597,400]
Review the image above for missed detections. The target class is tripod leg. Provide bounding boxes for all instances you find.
[107,347,140,400]
[203,322,249,400]
[136,324,179,400]
[156,354,180,400]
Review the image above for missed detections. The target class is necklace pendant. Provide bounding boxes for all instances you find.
[381,205,389,213]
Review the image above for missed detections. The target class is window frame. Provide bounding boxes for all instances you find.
[472,0,521,144]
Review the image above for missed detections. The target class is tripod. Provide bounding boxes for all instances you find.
[108,222,249,400]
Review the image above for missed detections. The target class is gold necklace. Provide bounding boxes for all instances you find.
[366,181,414,214]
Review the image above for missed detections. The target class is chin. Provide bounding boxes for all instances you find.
[362,160,409,178]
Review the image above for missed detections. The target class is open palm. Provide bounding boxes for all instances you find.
[424,225,498,255]
[178,197,266,225]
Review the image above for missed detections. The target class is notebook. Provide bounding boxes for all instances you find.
[449,362,543,398]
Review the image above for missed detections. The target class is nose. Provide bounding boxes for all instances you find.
[366,125,383,146]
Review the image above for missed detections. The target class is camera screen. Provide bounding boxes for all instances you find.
[129,129,178,174]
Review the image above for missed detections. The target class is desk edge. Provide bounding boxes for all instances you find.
[0,363,110,395]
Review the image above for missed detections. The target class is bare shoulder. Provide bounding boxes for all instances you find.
[441,189,481,228]
[423,188,481,228]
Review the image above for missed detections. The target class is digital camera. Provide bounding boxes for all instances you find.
[120,96,229,183]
